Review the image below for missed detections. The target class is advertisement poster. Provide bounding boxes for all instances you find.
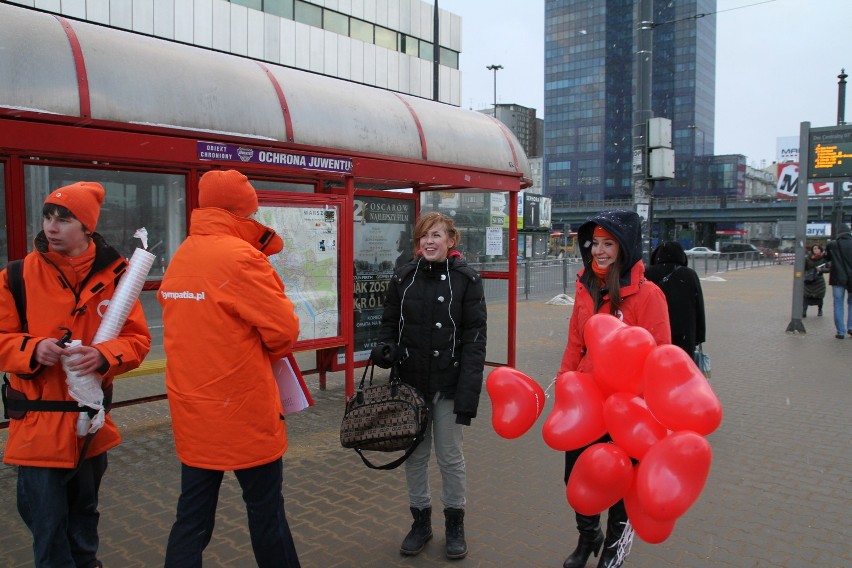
[342,197,415,363]
[775,163,843,198]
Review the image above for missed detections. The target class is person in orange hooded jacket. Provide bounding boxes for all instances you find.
[558,210,670,568]
[159,169,301,568]
[0,181,151,568]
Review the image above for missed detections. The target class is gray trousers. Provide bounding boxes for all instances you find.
[405,396,466,510]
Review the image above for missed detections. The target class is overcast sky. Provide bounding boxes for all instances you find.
[437,0,849,168]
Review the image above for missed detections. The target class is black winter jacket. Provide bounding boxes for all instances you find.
[825,228,852,291]
[645,241,706,357]
[377,255,487,425]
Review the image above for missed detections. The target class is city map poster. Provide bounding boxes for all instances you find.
[258,204,339,342]
[341,196,415,364]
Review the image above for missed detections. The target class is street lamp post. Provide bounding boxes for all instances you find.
[486,64,503,119]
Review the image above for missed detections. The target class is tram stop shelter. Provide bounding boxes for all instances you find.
[0,3,530,397]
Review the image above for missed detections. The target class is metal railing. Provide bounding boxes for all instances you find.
[475,252,777,303]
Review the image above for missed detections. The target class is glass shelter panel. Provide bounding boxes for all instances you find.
[23,165,186,276]
[482,279,509,365]
[420,190,512,272]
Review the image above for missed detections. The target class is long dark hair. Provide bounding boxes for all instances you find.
[589,250,625,315]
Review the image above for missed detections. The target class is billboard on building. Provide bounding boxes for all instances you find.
[775,163,843,198]
[776,136,799,163]
[523,193,552,229]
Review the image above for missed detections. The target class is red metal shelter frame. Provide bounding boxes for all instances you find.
[0,112,523,398]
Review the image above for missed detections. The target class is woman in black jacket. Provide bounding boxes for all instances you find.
[646,241,706,357]
[372,212,487,560]
[802,244,827,317]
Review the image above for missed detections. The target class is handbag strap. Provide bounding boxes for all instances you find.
[353,435,425,471]
[357,361,374,391]
[357,361,401,391]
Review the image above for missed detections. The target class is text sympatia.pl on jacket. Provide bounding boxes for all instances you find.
[160,290,206,301]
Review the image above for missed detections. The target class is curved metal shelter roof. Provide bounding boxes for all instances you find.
[0,3,529,186]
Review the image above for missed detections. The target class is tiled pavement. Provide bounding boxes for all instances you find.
[1,264,850,567]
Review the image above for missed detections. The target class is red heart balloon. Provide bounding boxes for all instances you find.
[603,392,668,460]
[542,372,606,451]
[643,345,723,435]
[566,443,634,516]
[486,367,546,439]
[623,480,676,544]
[592,326,657,395]
[635,431,712,522]
[583,313,626,358]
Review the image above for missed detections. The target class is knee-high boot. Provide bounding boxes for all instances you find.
[597,501,627,568]
[563,512,604,568]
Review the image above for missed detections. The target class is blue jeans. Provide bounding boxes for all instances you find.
[405,396,466,510]
[164,458,300,568]
[832,285,852,335]
[17,453,108,568]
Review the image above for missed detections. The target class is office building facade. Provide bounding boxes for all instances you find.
[479,103,544,159]
[8,0,462,104]
[544,0,717,202]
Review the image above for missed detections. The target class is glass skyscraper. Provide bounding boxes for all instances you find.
[544,0,716,202]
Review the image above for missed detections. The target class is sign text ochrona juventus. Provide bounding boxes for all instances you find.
[197,141,353,175]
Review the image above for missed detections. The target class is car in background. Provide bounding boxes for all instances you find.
[719,243,762,256]
[684,246,720,258]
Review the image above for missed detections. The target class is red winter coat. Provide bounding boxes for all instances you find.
[559,261,671,374]
[159,208,299,470]
[0,234,151,468]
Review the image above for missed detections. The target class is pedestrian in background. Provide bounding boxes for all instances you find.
[371,211,487,560]
[159,170,301,567]
[802,244,827,318]
[0,182,151,567]
[824,223,852,339]
[646,241,706,357]
[558,210,670,568]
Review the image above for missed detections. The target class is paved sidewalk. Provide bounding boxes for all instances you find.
[1,264,850,567]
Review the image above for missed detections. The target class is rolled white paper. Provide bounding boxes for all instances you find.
[66,248,156,435]
[92,248,155,344]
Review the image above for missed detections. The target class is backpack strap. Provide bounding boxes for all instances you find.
[6,259,27,332]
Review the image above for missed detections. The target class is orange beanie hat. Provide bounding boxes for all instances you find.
[44,182,105,232]
[198,170,258,217]
[593,225,615,240]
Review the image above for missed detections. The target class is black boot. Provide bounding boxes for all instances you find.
[597,504,627,568]
[818,307,823,316]
[400,507,432,556]
[563,513,604,568]
[444,507,468,559]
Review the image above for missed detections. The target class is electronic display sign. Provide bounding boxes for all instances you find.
[809,125,852,179]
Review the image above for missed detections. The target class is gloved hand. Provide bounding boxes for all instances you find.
[455,414,472,426]
[370,342,398,369]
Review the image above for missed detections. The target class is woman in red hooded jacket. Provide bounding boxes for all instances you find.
[558,210,670,568]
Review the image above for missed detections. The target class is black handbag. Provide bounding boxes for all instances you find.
[803,268,818,284]
[340,362,429,470]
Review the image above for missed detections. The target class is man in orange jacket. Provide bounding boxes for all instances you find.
[159,169,301,567]
[0,181,151,567]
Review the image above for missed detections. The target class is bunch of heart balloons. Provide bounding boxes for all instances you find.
[485,313,722,544]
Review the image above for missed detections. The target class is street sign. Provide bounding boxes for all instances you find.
[809,125,852,179]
